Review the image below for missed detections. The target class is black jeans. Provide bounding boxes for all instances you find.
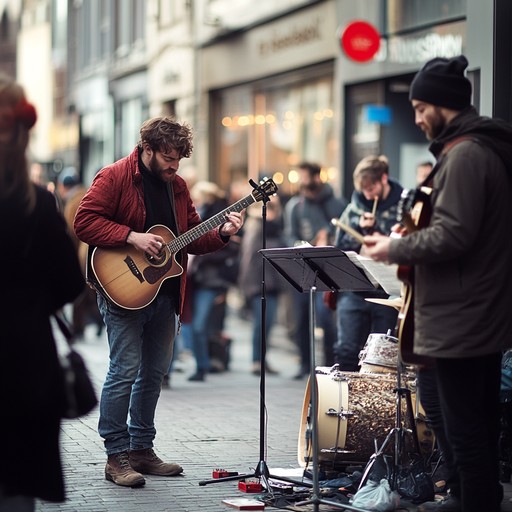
[417,365,459,496]
[436,353,502,512]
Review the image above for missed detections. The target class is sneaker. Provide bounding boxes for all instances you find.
[129,448,183,476]
[417,495,461,512]
[105,451,145,487]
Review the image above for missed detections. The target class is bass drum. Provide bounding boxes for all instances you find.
[298,369,403,466]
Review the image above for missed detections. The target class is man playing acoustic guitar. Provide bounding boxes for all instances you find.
[74,117,244,487]
[364,55,512,512]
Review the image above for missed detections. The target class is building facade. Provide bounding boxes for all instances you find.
[6,0,511,197]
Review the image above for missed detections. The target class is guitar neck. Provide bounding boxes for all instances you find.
[169,193,255,252]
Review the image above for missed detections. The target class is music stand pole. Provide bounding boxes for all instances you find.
[199,182,308,491]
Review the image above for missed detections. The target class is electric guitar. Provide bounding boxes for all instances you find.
[395,186,434,365]
[90,178,278,310]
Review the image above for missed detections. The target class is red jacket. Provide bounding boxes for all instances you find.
[74,146,227,315]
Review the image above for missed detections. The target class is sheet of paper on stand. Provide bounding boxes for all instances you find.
[344,251,401,297]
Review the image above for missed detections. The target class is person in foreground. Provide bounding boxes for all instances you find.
[364,55,512,512]
[74,117,243,487]
[0,74,85,510]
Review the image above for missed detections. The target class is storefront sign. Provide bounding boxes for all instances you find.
[341,20,380,62]
[375,21,465,64]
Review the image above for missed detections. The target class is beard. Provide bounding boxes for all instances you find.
[148,153,176,183]
[425,107,447,140]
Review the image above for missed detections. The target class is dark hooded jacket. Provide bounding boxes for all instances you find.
[389,107,512,358]
[335,177,403,253]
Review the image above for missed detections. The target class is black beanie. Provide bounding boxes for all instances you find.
[409,55,472,110]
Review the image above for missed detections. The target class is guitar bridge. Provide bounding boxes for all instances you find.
[123,256,145,283]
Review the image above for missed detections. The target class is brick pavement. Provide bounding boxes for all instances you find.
[36,304,512,511]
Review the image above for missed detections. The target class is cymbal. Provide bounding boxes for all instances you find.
[365,297,403,310]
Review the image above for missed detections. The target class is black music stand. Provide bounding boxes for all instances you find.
[260,246,376,512]
[198,182,310,494]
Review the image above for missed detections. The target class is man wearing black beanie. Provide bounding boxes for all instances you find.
[363,55,512,512]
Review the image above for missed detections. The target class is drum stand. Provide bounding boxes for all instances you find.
[359,351,422,491]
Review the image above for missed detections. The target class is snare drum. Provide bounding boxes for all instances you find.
[359,333,399,374]
[298,369,400,466]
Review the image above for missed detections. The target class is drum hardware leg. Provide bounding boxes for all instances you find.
[358,357,425,493]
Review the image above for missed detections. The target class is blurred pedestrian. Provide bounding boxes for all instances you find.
[57,167,103,339]
[333,155,402,372]
[284,161,347,378]
[238,196,285,375]
[364,55,512,512]
[74,117,244,487]
[187,181,242,381]
[0,73,85,510]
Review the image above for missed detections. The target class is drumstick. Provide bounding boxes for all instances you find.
[331,218,365,245]
[371,196,378,217]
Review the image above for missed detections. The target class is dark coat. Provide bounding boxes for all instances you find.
[389,108,512,358]
[187,197,241,290]
[284,183,347,246]
[0,186,85,501]
[335,177,403,252]
[238,213,286,300]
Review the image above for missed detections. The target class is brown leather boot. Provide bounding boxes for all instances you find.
[129,448,183,476]
[105,451,145,487]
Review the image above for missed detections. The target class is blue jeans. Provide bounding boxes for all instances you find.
[97,294,176,455]
[250,292,278,362]
[190,288,225,371]
[336,292,398,371]
[167,323,193,374]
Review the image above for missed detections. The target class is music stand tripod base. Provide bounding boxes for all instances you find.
[260,247,376,511]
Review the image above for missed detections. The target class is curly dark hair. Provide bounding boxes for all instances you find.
[138,117,193,158]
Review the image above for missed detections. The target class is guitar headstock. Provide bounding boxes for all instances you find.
[251,177,278,202]
[398,186,433,231]
[397,188,415,223]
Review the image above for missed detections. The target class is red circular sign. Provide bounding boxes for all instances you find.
[341,20,381,62]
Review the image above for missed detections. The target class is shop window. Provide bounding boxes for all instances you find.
[386,0,466,34]
[213,72,336,196]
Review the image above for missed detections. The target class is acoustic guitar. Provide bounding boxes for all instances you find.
[395,186,434,365]
[90,178,278,310]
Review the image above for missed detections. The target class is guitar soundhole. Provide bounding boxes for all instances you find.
[145,248,169,268]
